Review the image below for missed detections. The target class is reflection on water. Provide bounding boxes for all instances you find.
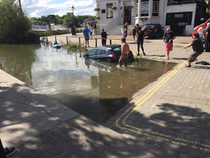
[0,43,176,124]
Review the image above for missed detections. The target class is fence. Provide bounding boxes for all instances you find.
[41,35,113,48]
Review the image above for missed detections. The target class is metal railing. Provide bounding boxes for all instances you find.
[105,17,121,32]
[42,35,112,48]
[97,17,121,32]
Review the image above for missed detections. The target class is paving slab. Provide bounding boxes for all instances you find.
[0,69,79,147]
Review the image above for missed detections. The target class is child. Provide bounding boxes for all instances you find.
[121,25,126,38]
[101,28,107,46]
[182,32,204,67]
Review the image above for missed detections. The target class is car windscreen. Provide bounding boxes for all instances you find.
[111,47,121,55]
[143,25,156,30]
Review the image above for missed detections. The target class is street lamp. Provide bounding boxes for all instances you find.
[72,5,75,26]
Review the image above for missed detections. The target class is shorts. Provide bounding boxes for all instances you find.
[90,32,92,35]
[118,54,128,67]
[165,43,173,51]
[85,37,89,41]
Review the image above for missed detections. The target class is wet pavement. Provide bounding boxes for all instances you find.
[1,34,210,157]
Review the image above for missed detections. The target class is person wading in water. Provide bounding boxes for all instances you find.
[118,38,130,68]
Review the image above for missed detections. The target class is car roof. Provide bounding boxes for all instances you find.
[144,24,160,26]
[95,44,121,50]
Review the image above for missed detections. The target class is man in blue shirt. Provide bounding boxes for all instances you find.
[83,26,90,48]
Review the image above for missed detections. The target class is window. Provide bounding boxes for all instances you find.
[96,49,105,55]
[87,49,96,56]
[112,47,121,52]
[107,3,113,18]
[141,0,149,16]
[175,14,183,18]
[152,0,159,16]
[178,22,186,26]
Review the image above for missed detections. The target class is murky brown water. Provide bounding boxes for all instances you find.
[0,43,176,124]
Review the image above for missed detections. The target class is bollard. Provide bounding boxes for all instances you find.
[46,36,48,44]
[66,37,68,45]
[0,139,6,158]
[110,39,112,45]
[79,37,81,44]
[55,36,57,42]
[95,39,97,47]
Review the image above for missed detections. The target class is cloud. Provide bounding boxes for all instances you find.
[20,0,96,17]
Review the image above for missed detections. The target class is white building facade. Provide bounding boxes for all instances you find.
[95,0,197,35]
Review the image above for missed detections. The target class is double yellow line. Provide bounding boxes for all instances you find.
[115,61,210,152]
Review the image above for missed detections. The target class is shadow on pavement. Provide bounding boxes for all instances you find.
[107,101,210,157]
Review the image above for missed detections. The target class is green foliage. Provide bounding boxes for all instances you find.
[30,14,96,29]
[63,12,80,28]
[140,17,148,24]
[40,15,57,30]
[65,43,85,51]
[76,28,83,33]
[24,32,40,43]
[43,30,70,36]
[0,0,32,44]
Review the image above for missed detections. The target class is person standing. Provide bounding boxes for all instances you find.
[101,28,107,46]
[182,32,204,67]
[197,23,206,42]
[0,139,16,157]
[136,26,147,56]
[83,26,90,48]
[89,24,93,39]
[205,23,210,52]
[136,24,139,32]
[132,25,136,42]
[93,23,97,35]
[163,28,175,60]
[118,38,130,68]
[124,22,128,37]
[121,25,127,38]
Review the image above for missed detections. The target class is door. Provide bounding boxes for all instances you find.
[124,6,132,25]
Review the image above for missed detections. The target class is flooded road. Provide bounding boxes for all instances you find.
[0,43,176,124]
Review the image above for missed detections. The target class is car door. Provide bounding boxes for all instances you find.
[93,49,106,60]
[85,49,97,58]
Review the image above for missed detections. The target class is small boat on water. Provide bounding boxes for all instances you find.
[52,42,62,48]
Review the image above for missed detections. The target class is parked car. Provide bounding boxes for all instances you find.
[192,18,210,38]
[142,24,164,39]
[83,45,134,62]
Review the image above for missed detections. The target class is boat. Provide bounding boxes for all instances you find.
[52,43,62,48]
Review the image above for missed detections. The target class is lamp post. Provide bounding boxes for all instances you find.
[72,5,75,26]
[19,0,22,12]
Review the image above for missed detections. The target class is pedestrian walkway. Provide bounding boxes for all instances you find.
[0,69,183,158]
[1,35,210,157]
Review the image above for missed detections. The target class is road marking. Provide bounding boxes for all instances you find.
[115,61,210,152]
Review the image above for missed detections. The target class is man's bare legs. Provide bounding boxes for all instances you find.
[166,51,170,60]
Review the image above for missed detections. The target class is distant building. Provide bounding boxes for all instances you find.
[96,0,209,35]
[33,20,41,26]
[83,18,95,23]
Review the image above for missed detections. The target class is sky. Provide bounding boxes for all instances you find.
[20,0,97,18]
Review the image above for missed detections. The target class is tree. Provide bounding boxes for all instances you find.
[18,0,22,12]
[63,12,74,28]
[0,0,31,44]
[40,15,56,30]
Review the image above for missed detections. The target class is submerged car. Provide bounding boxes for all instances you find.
[83,45,134,62]
[142,24,164,39]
